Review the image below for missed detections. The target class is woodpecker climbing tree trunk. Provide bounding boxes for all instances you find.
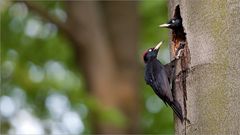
[169,0,240,134]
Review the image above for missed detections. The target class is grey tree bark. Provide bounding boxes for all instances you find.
[169,0,240,134]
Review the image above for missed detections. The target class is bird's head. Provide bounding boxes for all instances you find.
[143,41,163,63]
[159,18,182,30]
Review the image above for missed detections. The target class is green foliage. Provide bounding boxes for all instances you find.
[98,106,127,128]
[1,0,173,134]
[85,97,127,128]
[1,2,87,134]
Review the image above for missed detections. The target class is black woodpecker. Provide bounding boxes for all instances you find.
[159,5,186,41]
[159,5,186,57]
[143,41,183,122]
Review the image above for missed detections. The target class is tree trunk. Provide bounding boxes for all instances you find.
[169,0,240,134]
[65,1,139,133]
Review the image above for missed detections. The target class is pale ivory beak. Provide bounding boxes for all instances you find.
[154,41,163,50]
[159,23,170,28]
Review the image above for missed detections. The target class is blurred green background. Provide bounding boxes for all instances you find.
[0,0,173,134]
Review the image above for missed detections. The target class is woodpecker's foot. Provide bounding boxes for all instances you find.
[184,117,191,124]
[174,42,185,59]
[175,49,184,60]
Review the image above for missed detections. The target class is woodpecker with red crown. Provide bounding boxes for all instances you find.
[143,41,183,122]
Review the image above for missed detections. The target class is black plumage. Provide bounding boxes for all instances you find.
[159,5,186,41]
[159,5,187,58]
[159,5,190,68]
[143,42,183,122]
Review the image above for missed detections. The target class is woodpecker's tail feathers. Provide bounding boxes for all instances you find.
[170,100,183,123]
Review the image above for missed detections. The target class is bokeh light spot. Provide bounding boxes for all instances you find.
[45,93,70,119]
[0,96,16,118]
[28,63,45,83]
[146,95,164,113]
[25,19,42,37]
[62,111,84,134]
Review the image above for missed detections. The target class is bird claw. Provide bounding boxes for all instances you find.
[174,42,185,60]
[175,49,184,60]
[184,117,191,124]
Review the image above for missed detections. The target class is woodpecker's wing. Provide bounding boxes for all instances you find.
[151,59,173,103]
[164,59,176,82]
[145,60,183,121]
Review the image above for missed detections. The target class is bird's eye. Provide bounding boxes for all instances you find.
[172,20,175,23]
[149,49,152,52]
